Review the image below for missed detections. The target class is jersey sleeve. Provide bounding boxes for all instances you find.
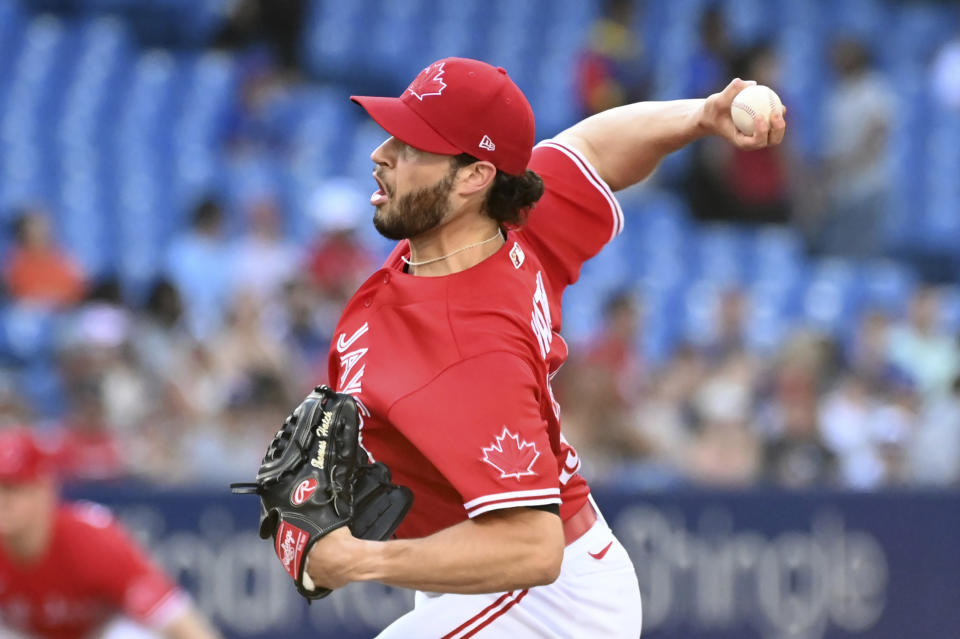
[387,351,561,518]
[518,140,624,295]
[70,504,189,629]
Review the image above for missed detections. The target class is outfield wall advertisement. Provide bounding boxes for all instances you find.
[62,485,959,639]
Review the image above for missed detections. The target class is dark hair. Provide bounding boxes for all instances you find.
[10,207,43,244]
[11,212,29,244]
[191,197,223,230]
[451,154,544,228]
[144,278,183,325]
[731,40,774,80]
[85,277,123,304]
[604,289,637,317]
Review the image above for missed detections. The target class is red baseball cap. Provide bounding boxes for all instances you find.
[0,428,53,484]
[351,57,536,176]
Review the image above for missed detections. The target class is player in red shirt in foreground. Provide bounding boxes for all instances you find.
[0,429,221,639]
[295,58,785,637]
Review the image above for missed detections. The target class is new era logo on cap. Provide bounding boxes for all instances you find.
[479,135,496,151]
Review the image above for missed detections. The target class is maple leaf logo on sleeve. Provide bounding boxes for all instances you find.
[481,427,540,480]
[407,62,447,101]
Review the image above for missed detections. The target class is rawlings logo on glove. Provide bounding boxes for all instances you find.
[276,522,309,579]
[231,386,413,600]
[291,479,318,506]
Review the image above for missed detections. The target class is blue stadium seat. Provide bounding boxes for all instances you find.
[801,258,862,337]
[745,282,792,354]
[921,109,960,250]
[827,0,891,44]
[938,285,960,334]
[692,225,747,286]
[18,361,65,419]
[639,281,684,365]
[859,259,916,315]
[681,278,723,347]
[0,304,58,363]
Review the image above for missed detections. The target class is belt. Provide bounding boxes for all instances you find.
[562,500,597,546]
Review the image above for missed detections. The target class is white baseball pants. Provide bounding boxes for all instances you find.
[375,511,642,638]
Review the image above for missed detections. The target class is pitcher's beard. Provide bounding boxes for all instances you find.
[373,171,455,241]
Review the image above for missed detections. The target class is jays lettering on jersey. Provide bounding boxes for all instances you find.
[328,140,623,539]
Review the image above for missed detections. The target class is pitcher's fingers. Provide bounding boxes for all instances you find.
[751,115,771,148]
[769,110,787,145]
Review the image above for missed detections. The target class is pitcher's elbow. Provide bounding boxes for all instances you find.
[530,543,564,586]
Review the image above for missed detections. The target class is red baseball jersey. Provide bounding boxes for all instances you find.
[0,502,187,639]
[327,140,624,539]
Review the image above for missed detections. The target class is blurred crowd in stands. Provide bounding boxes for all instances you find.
[2,0,959,491]
[557,285,960,489]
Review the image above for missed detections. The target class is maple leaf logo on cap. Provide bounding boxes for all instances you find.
[481,427,540,480]
[407,62,447,101]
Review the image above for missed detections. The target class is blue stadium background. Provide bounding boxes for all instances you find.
[2,0,960,638]
[1,0,960,377]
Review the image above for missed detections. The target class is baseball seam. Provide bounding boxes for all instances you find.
[733,102,758,119]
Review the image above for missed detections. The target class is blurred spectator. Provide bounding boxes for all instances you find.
[909,374,960,485]
[55,280,144,441]
[180,372,287,484]
[584,291,645,404]
[281,274,332,392]
[164,198,233,339]
[848,310,901,392]
[688,4,732,97]
[702,287,747,362]
[694,353,757,426]
[813,39,895,257]
[214,0,305,73]
[685,353,761,485]
[100,342,152,433]
[211,290,293,404]
[819,375,884,489]
[553,292,650,482]
[755,332,828,441]
[930,30,960,110]
[307,178,377,302]
[4,207,86,308]
[230,194,301,301]
[223,49,295,153]
[683,5,737,222]
[166,343,231,426]
[685,418,760,486]
[723,43,791,225]
[871,381,919,485]
[887,287,960,399]
[631,345,705,481]
[0,371,30,428]
[762,410,835,488]
[575,0,649,118]
[758,333,833,491]
[53,381,125,482]
[133,279,192,383]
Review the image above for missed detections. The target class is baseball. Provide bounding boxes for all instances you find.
[730,84,783,135]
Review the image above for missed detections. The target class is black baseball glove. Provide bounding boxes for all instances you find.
[231,385,413,600]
